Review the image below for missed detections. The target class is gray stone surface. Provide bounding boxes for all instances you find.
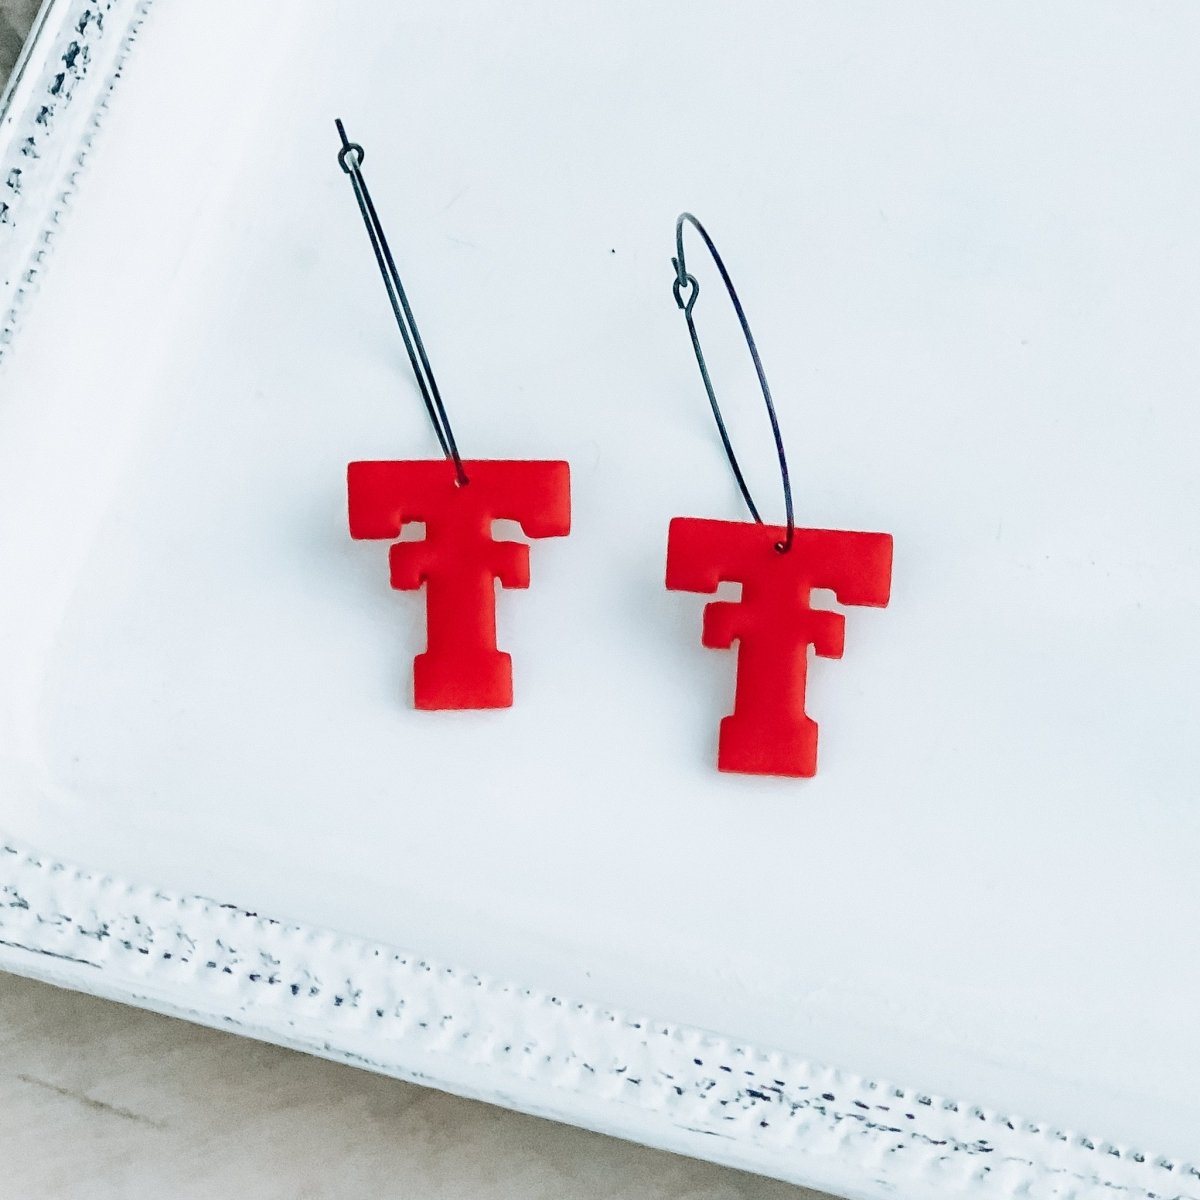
[0,0,37,84]
[0,5,822,1195]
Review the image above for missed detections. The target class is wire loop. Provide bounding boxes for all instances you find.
[671,212,794,552]
[672,271,699,316]
[336,119,467,486]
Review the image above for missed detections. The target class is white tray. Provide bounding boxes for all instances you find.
[1,3,1198,1196]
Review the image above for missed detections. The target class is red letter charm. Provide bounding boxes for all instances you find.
[349,459,571,709]
[666,518,892,777]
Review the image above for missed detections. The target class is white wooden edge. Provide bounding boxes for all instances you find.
[0,4,1192,1197]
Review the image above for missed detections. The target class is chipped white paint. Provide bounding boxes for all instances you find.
[0,839,1189,1200]
[0,0,150,357]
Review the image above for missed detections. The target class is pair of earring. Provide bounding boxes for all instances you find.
[336,123,893,780]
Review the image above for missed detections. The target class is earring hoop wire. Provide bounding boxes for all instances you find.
[337,119,468,486]
[672,212,794,552]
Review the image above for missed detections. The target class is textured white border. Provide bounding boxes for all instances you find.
[0,0,150,360]
[0,837,1192,1200]
[0,5,1195,1197]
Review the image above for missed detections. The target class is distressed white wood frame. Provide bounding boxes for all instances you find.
[0,5,1193,1198]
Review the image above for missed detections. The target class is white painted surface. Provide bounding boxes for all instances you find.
[0,840,1172,1200]
[0,0,1198,1179]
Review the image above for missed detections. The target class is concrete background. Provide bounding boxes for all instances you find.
[0,4,822,1195]
[0,0,38,81]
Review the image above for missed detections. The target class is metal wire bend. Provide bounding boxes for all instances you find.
[672,212,794,552]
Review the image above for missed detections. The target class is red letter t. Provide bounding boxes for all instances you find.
[667,517,892,777]
[349,459,571,709]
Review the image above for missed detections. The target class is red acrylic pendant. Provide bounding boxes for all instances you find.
[349,459,571,710]
[666,517,892,777]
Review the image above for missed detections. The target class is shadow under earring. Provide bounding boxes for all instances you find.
[664,213,892,778]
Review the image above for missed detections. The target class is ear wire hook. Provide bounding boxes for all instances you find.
[672,213,794,552]
[336,119,468,486]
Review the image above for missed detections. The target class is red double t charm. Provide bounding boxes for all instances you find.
[349,459,571,709]
[667,518,892,777]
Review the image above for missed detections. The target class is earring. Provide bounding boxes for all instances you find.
[665,214,892,778]
[336,122,570,710]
